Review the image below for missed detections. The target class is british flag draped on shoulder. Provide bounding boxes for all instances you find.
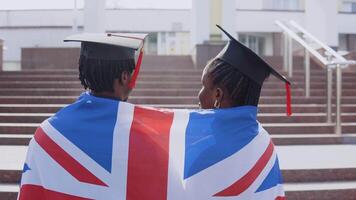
[18,92,285,200]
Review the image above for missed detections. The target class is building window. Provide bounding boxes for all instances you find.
[341,1,356,13]
[339,34,356,51]
[271,0,300,10]
[145,33,158,55]
[239,34,265,55]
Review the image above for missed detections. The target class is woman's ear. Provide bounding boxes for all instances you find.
[215,87,224,102]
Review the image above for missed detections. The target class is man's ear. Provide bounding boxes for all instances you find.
[120,71,131,86]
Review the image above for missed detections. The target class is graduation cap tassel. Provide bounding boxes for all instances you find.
[128,49,144,89]
[285,83,292,116]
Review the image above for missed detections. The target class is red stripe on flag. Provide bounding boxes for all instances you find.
[18,184,92,200]
[126,106,174,200]
[214,140,275,196]
[276,196,286,200]
[34,127,107,186]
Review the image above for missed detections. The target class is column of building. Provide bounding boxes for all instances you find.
[84,0,106,33]
[191,0,235,68]
[0,39,3,71]
[305,0,339,48]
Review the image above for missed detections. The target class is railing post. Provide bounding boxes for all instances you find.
[335,64,342,136]
[327,66,333,123]
[283,33,288,72]
[288,36,293,77]
[304,49,310,97]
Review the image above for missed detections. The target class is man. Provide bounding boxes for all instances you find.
[18,33,147,199]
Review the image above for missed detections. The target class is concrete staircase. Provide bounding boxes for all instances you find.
[0,55,356,199]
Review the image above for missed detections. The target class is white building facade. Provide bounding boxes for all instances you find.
[0,0,355,63]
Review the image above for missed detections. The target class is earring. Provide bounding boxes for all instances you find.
[214,100,221,109]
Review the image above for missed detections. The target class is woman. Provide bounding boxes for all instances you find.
[191,25,288,199]
[199,26,291,111]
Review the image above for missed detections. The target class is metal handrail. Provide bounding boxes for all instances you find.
[289,21,348,63]
[275,20,356,136]
[275,21,329,65]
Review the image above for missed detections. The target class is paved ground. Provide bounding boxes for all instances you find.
[276,144,356,170]
[1,144,356,171]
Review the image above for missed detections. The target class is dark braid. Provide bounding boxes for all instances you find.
[208,59,261,106]
[78,55,135,93]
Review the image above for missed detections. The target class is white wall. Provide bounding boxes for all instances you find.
[305,0,339,47]
[0,10,83,27]
[236,0,264,9]
[338,13,356,34]
[106,9,191,32]
[84,0,105,32]
[235,10,305,32]
[191,0,210,47]
[0,9,191,31]
[222,0,236,39]
[0,27,79,61]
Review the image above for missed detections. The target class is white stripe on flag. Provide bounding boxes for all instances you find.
[21,138,108,199]
[19,139,42,187]
[181,123,271,199]
[41,120,111,184]
[167,109,190,200]
[253,184,285,199]
[236,126,281,199]
[110,102,135,199]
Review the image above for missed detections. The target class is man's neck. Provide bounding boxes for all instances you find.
[91,91,127,102]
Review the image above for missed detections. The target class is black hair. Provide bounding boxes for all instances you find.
[78,55,135,93]
[208,59,262,106]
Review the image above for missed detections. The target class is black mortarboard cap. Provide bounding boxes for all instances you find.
[215,25,290,86]
[215,25,292,116]
[64,33,148,89]
[64,33,147,61]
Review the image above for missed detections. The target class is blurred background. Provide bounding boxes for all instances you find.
[0,1,356,200]
[0,0,355,70]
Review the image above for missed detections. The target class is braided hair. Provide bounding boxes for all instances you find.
[207,59,262,106]
[78,56,135,93]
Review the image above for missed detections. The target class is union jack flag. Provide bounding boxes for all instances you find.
[19,92,285,200]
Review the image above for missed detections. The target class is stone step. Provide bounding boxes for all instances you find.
[1,113,355,124]
[1,69,202,75]
[3,69,355,75]
[285,182,356,200]
[264,123,356,134]
[283,168,356,183]
[0,104,356,113]
[2,167,356,184]
[2,133,356,146]
[0,124,38,135]
[1,74,356,82]
[1,184,355,200]
[0,81,355,89]
[1,122,356,135]
[0,88,355,97]
[258,113,356,123]
[0,104,66,113]
[0,96,356,104]
[271,134,356,145]
[0,184,17,200]
[0,135,32,146]
[1,73,355,81]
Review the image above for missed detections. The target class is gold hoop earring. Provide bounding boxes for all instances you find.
[214,100,221,109]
